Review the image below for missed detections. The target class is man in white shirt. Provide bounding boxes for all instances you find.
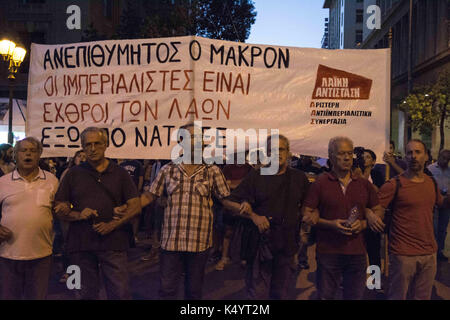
[0,137,59,299]
[428,149,450,261]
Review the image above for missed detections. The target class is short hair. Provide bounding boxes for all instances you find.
[439,149,450,158]
[68,149,85,168]
[14,137,43,158]
[406,139,427,153]
[364,149,376,162]
[267,134,290,152]
[328,136,353,158]
[80,127,108,147]
[0,143,13,161]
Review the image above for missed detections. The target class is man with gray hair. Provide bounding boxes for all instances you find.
[303,136,383,299]
[0,137,59,299]
[55,127,141,299]
[233,134,310,299]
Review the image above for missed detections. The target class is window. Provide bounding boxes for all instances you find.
[355,30,363,45]
[356,9,363,23]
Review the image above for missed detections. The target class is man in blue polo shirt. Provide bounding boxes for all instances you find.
[55,127,141,300]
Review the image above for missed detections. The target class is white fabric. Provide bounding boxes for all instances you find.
[26,36,390,160]
[0,169,58,260]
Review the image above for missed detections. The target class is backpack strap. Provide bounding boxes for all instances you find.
[391,175,401,209]
[429,175,439,207]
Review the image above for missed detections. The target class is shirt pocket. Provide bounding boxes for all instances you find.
[166,177,180,195]
[36,187,53,208]
[195,179,210,198]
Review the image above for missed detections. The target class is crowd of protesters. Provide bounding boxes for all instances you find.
[0,124,449,300]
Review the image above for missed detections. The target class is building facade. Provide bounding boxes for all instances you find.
[361,0,449,157]
[0,0,124,100]
[323,0,365,49]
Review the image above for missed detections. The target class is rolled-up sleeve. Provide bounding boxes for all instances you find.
[211,166,230,200]
[148,166,166,197]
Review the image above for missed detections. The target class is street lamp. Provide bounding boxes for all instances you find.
[0,39,27,144]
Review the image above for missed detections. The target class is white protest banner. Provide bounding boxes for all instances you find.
[26,36,390,160]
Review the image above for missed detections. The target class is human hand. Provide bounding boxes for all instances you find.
[365,208,385,233]
[250,214,270,233]
[54,202,71,216]
[302,209,319,226]
[79,208,98,220]
[93,221,119,235]
[333,219,353,236]
[239,201,252,215]
[113,204,128,220]
[383,152,395,165]
[0,225,12,242]
[349,220,363,234]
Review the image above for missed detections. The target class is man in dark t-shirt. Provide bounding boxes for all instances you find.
[54,127,141,300]
[232,135,310,299]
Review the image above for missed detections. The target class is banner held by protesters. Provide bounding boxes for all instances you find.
[26,36,390,161]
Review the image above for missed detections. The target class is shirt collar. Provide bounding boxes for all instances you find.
[177,163,209,178]
[12,168,46,181]
[80,158,115,173]
[326,171,357,182]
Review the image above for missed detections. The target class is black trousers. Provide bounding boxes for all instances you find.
[159,249,210,300]
[316,253,367,300]
[246,251,295,300]
[364,229,381,268]
[69,250,131,300]
[0,255,52,300]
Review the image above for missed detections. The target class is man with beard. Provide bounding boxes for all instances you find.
[378,140,447,299]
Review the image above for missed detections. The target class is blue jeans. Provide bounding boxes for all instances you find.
[159,249,210,300]
[316,253,367,300]
[69,250,131,300]
[433,207,450,254]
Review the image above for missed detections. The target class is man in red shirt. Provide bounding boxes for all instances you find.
[378,139,446,300]
[303,136,383,299]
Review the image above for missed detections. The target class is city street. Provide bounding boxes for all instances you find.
[47,225,450,300]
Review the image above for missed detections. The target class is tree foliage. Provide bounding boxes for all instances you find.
[140,0,196,38]
[113,0,256,41]
[114,0,144,39]
[82,23,107,42]
[195,0,257,42]
[399,68,450,151]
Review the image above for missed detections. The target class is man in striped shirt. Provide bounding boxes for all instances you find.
[140,123,244,299]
